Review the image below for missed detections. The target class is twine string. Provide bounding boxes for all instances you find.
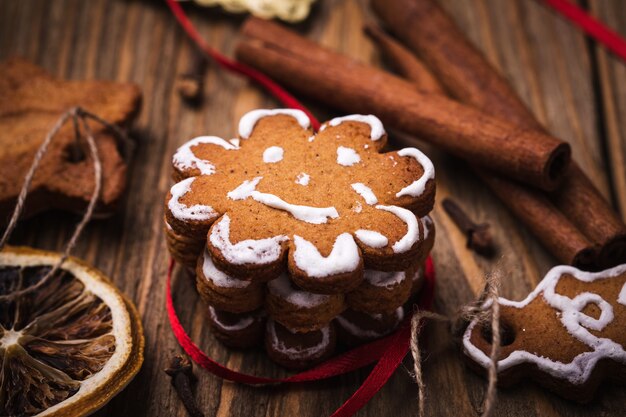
[0,107,119,300]
[410,272,501,417]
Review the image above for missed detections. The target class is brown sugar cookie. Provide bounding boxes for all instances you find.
[266,273,345,332]
[265,319,336,370]
[346,266,414,314]
[0,57,141,220]
[196,248,264,313]
[335,307,404,347]
[165,109,435,293]
[208,306,266,349]
[463,264,626,402]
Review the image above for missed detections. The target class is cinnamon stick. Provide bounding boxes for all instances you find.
[359,15,599,268]
[236,17,570,191]
[372,0,626,268]
[478,172,596,270]
[363,24,444,95]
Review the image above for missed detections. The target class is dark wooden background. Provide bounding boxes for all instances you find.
[1,0,625,416]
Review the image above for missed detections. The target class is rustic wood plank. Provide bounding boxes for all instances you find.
[0,0,623,416]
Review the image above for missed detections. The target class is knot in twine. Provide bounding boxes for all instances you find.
[410,271,501,417]
[0,107,128,300]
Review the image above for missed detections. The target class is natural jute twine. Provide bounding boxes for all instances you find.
[0,107,127,299]
[410,271,501,417]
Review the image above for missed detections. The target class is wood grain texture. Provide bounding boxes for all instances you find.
[0,0,624,416]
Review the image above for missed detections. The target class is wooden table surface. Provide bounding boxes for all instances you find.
[1,0,625,416]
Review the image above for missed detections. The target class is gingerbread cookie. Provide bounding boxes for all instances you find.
[335,307,404,347]
[0,58,141,220]
[208,306,266,349]
[266,273,345,332]
[265,319,336,369]
[463,264,626,402]
[196,248,264,313]
[165,109,435,294]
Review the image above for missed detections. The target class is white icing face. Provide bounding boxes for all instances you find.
[337,146,361,166]
[267,274,329,307]
[209,214,288,265]
[239,109,311,139]
[295,172,310,186]
[463,263,626,385]
[227,177,338,224]
[324,114,386,141]
[292,233,360,278]
[351,183,378,205]
[395,148,435,198]
[263,146,284,163]
[169,110,435,275]
[168,178,216,221]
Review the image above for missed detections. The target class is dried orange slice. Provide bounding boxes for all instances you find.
[0,246,143,417]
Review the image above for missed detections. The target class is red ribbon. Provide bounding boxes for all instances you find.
[166,257,436,417]
[542,0,626,62]
[165,0,320,130]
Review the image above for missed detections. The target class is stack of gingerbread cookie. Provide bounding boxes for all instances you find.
[164,109,435,369]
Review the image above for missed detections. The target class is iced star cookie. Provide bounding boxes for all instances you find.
[463,263,626,402]
[165,218,205,269]
[165,109,436,293]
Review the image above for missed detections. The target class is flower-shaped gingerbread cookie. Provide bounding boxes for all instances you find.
[463,264,626,402]
[165,109,435,293]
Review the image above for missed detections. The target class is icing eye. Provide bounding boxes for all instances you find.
[336,146,360,166]
[480,319,516,347]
